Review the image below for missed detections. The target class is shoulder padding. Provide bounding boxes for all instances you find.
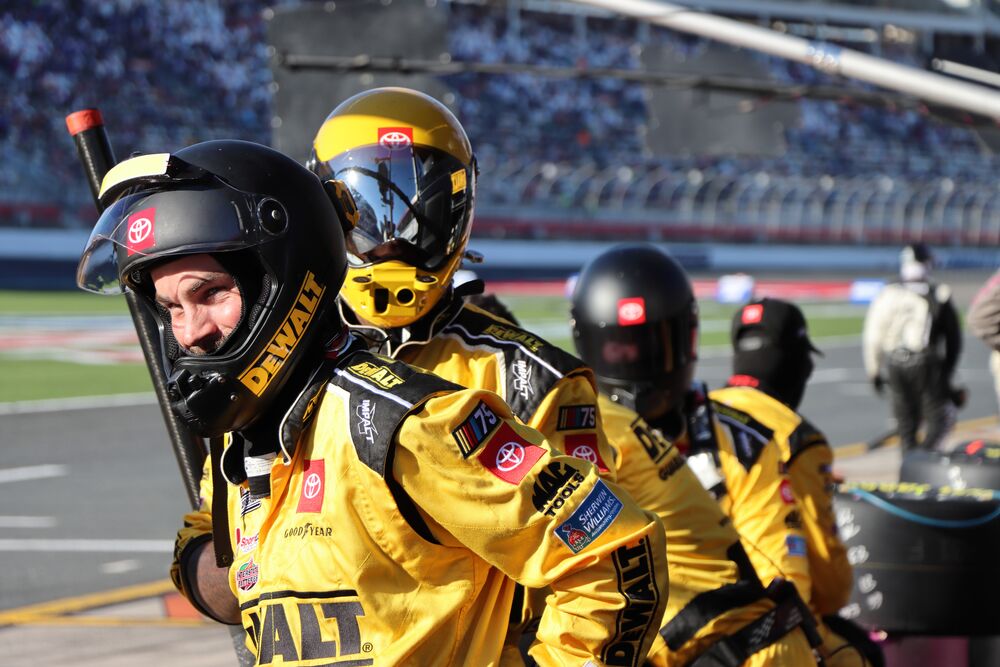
[330,350,462,476]
[710,400,775,471]
[788,417,828,463]
[443,305,590,422]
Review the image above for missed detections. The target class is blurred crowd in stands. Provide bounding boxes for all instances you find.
[3,0,999,242]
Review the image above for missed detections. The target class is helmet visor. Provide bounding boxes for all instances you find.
[77,184,258,295]
[575,309,698,384]
[314,144,472,272]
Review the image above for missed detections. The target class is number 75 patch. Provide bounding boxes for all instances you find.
[453,400,501,458]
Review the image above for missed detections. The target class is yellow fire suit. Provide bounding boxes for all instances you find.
[353,295,619,482]
[172,348,668,666]
[353,293,627,651]
[601,396,818,666]
[708,385,863,667]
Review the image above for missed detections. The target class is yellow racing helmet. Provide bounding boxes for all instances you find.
[308,87,477,329]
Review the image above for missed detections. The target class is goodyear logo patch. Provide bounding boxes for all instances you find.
[347,361,405,390]
[453,400,500,457]
[557,404,596,431]
[555,480,622,554]
[482,323,544,353]
[239,272,325,396]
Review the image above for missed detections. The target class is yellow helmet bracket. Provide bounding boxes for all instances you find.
[343,260,444,328]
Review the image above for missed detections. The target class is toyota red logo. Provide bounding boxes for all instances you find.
[128,217,152,244]
[303,472,322,499]
[495,442,525,472]
[570,444,598,464]
[379,132,411,148]
[619,302,643,321]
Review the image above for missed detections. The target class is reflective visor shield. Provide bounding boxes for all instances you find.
[77,184,261,295]
[313,144,472,271]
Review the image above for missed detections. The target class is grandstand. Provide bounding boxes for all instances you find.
[4,0,1000,246]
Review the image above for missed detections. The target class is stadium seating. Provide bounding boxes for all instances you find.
[2,0,999,244]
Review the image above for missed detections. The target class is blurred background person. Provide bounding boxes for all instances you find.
[967,267,1000,416]
[862,243,964,452]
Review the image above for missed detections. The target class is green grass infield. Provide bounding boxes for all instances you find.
[0,290,865,403]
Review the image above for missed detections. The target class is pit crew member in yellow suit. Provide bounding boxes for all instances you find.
[570,244,821,666]
[76,140,669,666]
[709,298,882,667]
[307,86,638,652]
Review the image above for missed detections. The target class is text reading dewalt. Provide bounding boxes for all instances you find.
[240,272,325,396]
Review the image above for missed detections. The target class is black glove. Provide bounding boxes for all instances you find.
[872,375,884,396]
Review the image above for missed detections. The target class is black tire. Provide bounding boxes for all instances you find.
[835,482,1000,636]
[900,442,1000,490]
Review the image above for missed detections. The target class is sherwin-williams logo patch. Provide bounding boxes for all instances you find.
[565,433,609,473]
[347,361,405,390]
[125,207,155,255]
[453,400,500,457]
[786,534,807,557]
[477,422,545,485]
[557,404,596,431]
[236,558,259,591]
[555,480,622,553]
[239,272,325,396]
[296,459,325,514]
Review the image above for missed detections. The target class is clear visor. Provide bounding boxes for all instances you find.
[77,186,254,294]
[314,144,471,272]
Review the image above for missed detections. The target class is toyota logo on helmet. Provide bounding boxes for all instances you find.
[378,127,413,149]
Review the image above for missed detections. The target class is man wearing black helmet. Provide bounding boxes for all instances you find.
[76,140,668,665]
[714,298,879,667]
[571,244,821,666]
[862,243,963,452]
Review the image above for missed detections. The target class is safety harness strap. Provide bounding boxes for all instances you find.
[210,435,234,567]
[684,580,821,667]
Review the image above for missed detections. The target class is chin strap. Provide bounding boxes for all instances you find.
[210,435,233,568]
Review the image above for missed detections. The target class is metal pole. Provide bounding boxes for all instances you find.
[568,0,1000,121]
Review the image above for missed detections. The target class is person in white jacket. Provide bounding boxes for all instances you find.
[862,243,963,452]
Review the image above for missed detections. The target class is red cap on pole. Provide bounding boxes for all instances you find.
[65,109,104,136]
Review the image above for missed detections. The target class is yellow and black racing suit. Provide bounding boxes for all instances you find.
[601,396,818,666]
[348,289,630,648]
[708,385,866,667]
[353,292,618,481]
[172,347,668,666]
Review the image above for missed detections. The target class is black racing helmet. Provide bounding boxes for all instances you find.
[77,140,350,437]
[571,244,698,421]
